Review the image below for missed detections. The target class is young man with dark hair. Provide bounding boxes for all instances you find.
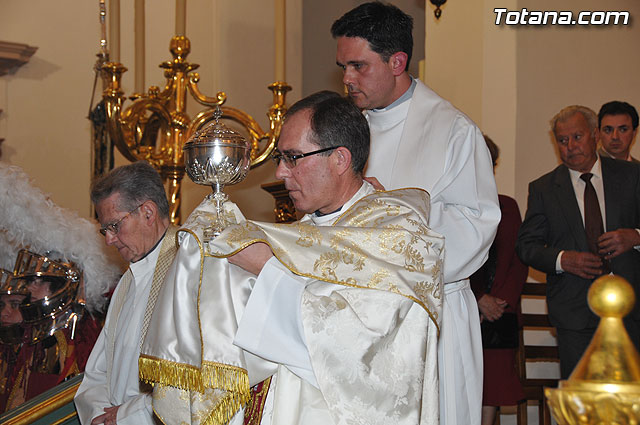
[597,100,639,162]
[332,3,500,424]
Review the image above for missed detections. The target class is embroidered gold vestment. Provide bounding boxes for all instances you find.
[139,187,444,425]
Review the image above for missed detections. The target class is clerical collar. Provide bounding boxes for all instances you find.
[313,206,342,217]
[372,77,417,112]
[306,181,373,226]
[132,228,167,263]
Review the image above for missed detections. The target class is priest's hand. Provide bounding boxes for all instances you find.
[364,176,385,191]
[228,242,274,275]
[91,405,119,425]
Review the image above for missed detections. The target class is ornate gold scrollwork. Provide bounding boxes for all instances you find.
[100,36,290,224]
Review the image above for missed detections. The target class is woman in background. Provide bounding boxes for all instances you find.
[471,135,527,425]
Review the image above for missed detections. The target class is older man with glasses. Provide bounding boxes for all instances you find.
[75,161,176,425]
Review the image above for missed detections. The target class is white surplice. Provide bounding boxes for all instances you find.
[138,204,277,425]
[75,240,164,425]
[234,182,443,425]
[365,79,501,425]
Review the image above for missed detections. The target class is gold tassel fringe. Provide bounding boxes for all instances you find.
[139,355,205,392]
[139,355,251,396]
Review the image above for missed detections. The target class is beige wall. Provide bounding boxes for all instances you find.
[0,0,97,216]
[424,0,517,198]
[424,0,485,123]
[0,0,301,222]
[2,0,639,224]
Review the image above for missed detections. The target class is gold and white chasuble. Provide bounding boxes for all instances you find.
[139,186,444,425]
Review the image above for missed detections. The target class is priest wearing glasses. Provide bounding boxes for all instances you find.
[139,91,445,425]
[75,161,176,425]
[227,91,445,424]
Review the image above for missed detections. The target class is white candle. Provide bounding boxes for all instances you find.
[134,0,145,93]
[109,0,120,62]
[274,0,285,82]
[175,0,186,36]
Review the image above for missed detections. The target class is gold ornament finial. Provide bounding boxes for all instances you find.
[588,274,635,318]
[545,274,640,424]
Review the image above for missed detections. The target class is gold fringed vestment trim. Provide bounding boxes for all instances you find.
[139,355,204,391]
[139,355,250,396]
[140,355,251,425]
[201,361,250,396]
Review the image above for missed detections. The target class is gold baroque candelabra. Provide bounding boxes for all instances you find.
[100,35,290,224]
[545,274,640,424]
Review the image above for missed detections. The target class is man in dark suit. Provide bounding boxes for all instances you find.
[516,105,640,379]
[597,100,639,163]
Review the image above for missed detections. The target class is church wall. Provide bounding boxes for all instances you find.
[2,0,638,225]
[424,0,518,198]
[0,0,302,222]
[0,0,97,218]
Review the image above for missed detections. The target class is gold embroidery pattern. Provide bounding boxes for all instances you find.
[295,222,322,247]
[209,188,444,332]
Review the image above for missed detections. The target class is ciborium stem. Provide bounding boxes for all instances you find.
[202,186,229,241]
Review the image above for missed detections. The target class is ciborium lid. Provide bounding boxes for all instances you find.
[183,106,251,188]
[184,107,248,149]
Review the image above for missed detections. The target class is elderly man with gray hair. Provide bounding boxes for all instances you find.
[516,105,640,379]
[75,161,175,425]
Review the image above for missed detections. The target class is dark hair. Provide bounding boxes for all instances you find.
[483,134,499,167]
[331,1,413,71]
[285,91,370,174]
[598,101,639,130]
[90,161,170,219]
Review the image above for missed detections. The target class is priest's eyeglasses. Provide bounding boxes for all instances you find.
[271,146,339,168]
[99,204,143,236]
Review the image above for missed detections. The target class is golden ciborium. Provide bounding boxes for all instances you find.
[100,35,290,224]
[545,275,640,424]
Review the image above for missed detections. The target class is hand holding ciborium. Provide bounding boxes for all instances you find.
[183,106,251,242]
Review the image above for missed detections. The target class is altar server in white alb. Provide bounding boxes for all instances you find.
[225,91,445,424]
[332,3,500,425]
[75,161,176,425]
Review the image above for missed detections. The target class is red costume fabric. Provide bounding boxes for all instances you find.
[0,312,101,413]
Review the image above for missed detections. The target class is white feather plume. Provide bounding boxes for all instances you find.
[0,163,124,312]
